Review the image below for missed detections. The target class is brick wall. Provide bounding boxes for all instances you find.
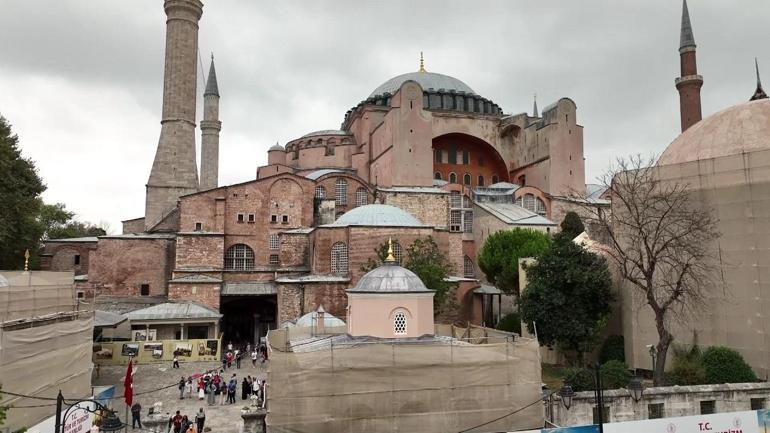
[87,237,175,297]
[168,283,221,310]
[41,241,98,276]
[175,234,224,269]
[280,233,309,267]
[277,284,302,325]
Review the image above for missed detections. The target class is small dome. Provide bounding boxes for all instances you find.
[330,204,423,227]
[348,264,431,293]
[269,143,284,151]
[659,99,770,165]
[369,71,476,98]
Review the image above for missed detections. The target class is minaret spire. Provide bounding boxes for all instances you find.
[418,52,426,73]
[675,0,703,132]
[532,93,538,117]
[200,55,222,190]
[751,58,768,101]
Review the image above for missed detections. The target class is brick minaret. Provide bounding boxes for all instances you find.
[200,55,221,190]
[675,0,703,132]
[145,0,203,229]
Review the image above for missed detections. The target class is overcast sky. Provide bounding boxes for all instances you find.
[1,1,767,232]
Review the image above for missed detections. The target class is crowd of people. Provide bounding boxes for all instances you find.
[167,408,206,433]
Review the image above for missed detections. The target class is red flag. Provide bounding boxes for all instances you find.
[124,358,133,407]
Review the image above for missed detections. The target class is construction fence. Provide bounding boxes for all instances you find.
[266,324,543,433]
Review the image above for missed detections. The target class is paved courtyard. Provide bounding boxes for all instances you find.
[93,359,268,433]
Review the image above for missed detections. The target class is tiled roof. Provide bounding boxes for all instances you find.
[329,204,424,227]
[94,310,127,328]
[474,202,555,226]
[348,264,432,294]
[125,302,222,321]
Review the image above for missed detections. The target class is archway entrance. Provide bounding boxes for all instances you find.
[220,295,277,347]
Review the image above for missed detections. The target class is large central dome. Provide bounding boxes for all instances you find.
[369,71,476,98]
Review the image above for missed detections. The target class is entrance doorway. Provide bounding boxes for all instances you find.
[220,295,277,347]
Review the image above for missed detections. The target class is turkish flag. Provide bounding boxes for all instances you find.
[124,358,133,407]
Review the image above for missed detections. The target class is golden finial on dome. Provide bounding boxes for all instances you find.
[419,52,426,73]
[23,249,30,272]
[385,237,396,263]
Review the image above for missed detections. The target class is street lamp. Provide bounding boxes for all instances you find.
[628,377,645,403]
[55,390,125,433]
[558,385,574,410]
[647,344,657,373]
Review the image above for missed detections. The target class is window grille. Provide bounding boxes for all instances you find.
[355,188,368,206]
[335,178,348,205]
[449,172,457,184]
[450,210,462,232]
[450,191,462,208]
[535,198,546,215]
[269,254,280,265]
[237,213,245,223]
[394,312,407,335]
[248,213,255,223]
[700,400,715,415]
[463,174,471,186]
[315,185,326,199]
[648,403,664,419]
[392,241,403,265]
[515,197,523,207]
[331,242,348,276]
[463,211,473,233]
[269,234,279,250]
[463,256,475,278]
[523,194,535,212]
[225,244,255,270]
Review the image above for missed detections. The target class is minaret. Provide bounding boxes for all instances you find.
[145,0,203,230]
[533,93,539,117]
[750,58,768,101]
[675,0,703,132]
[200,55,221,190]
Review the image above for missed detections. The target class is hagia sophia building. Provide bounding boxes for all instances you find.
[40,0,770,375]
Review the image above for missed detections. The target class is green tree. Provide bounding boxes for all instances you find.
[519,235,614,363]
[360,239,396,272]
[702,346,757,384]
[0,115,46,269]
[403,237,455,312]
[559,211,585,239]
[477,228,551,295]
[667,344,706,385]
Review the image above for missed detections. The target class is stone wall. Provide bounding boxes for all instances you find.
[121,218,145,234]
[168,282,221,310]
[551,382,770,427]
[379,190,449,229]
[40,241,98,276]
[280,232,309,267]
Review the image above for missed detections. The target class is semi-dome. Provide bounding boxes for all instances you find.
[369,71,476,98]
[348,264,431,293]
[301,129,351,138]
[659,99,770,165]
[330,204,423,227]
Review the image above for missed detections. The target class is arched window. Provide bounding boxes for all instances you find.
[331,242,348,276]
[477,175,485,187]
[523,194,535,212]
[448,172,457,184]
[463,256,475,278]
[315,185,326,199]
[225,244,254,270]
[535,198,547,216]
[463,173,471,186]
[515,196,523,207]
[434,172,442,180]
[491,175,499,185]
[335,178,348,206]
[355,187,368,207]
[394,311,407,335]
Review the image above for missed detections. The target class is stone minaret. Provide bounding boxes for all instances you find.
[675,0,703,132]
[200,56,221,190]
[145,0,203,230]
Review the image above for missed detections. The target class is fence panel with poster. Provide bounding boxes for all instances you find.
[92,337,222,365]
[516,408,770,433]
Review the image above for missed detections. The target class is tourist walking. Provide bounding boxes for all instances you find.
[171,411,183,433]
[206,381,216,406]
[236,350,242,369]
[178,377,186,399]
[185,377,193,398]
[130,401,142,428]
[219,381,227,405]
[173,352,180,368]
[195,408,206,433]
[227,376,237,404]
[251,349,257,366]
[241,377,249,400]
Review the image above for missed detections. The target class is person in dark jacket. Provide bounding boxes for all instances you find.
[241,377,249,400]
[130,402,142,428]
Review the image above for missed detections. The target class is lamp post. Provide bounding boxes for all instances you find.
[559,364,606,433]
[628,377,645,403]
[648,344,657,374]
[55,390,125,433]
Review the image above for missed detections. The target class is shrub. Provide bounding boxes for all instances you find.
[562,361,631,391]
[601,360,631,389]
[667,344,706,386]
[598,335,625,364]
[702,346,757,384]
[496,312,521,334]
[560,211,585,239]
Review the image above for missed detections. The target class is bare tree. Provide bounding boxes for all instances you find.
[576,155,719,385]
